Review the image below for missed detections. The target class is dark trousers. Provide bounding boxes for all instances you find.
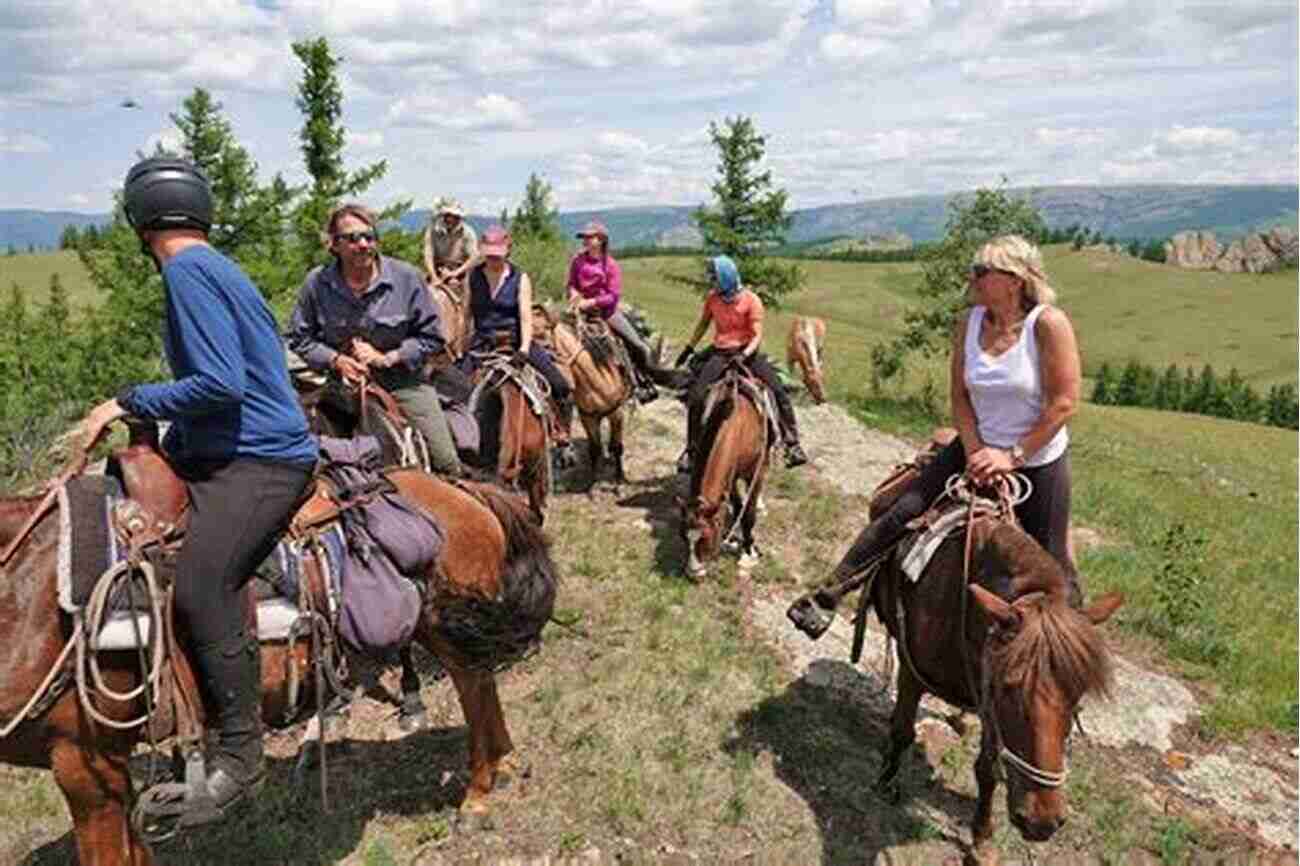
[687,348,801,450]
[833,439,1078,595]
[607,311,656,373]
[176,459,314,649]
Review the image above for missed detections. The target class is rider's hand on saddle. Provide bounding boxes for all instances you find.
[674,347,694,368]
[73,398,127,454]
[333,353,368,382]
[966,445,1014,485]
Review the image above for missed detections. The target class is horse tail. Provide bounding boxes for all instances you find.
[436,481,559,672]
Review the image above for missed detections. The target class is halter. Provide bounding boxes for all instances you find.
[954,473,1071,789]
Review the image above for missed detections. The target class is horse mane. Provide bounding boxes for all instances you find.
[456,480,559,632]
[691,389,735,498]
[991,593,1114,710]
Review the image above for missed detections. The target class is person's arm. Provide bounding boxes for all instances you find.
[449,228,478,281]
[120,261,245,419]
[592,257,621,317]
[517,272,534,354]
[286,275,342,372]
[566,257,583,307]
[949,314,983,458]
[741,293,764,357]
[675,303,712,366]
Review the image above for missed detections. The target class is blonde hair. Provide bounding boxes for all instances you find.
[973,235,1058,306]
[320,202,379,251]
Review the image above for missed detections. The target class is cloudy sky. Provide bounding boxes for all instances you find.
[1,0,1295,215]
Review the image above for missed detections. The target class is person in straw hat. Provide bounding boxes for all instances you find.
[422,197,478,290]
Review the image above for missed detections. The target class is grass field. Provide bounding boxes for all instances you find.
[619,251,1298,736]
[0,250,99,311]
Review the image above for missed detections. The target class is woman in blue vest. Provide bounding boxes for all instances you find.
[456,226,573,441]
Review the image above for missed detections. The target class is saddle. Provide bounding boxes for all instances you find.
[701,362,778,446]
[299,376,430,471]
[468,351,552,419]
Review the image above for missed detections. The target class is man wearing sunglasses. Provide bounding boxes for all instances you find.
[288,202,462,476]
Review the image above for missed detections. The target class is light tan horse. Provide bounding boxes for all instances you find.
[536,308,634,492]
[786,315,827,404]
[426,273,470,372]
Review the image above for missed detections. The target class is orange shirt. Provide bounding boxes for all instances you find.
[704,289,763,350]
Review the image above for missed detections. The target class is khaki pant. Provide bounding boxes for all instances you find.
[389,379,462,475]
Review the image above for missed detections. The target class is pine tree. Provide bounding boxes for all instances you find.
[689,115,802,307]
[59,225,80,250]
[1154,363,1182,410]
[511,173,561,241]
[1191,365,1220,416]
[291,37,392,274]
[1265,384,1299,429]
[1114,359,1143,406]
[1091,362,1114,404]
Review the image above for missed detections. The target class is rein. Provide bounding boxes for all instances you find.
[955,474,1071,789]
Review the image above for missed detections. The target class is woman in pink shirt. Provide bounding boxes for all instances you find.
[567,221,668,402]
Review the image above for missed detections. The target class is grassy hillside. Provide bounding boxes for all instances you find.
[0,250,98,310]
[620,250,1298,734]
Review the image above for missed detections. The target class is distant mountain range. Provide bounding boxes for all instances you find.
[6,184,1295,251]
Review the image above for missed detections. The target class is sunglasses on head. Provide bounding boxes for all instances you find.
[336,230,377,245]
[970,264,1009,278]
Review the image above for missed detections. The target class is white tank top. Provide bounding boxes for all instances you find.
[963,304,1068,467]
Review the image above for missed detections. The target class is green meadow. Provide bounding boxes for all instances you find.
[619,249,1298,735]
[0,250,99,311]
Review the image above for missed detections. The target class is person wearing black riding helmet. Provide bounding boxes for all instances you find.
[72,157,317,828]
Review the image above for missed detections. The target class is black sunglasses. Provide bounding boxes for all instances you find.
[336,230,377,244]
[970,264,1010,279]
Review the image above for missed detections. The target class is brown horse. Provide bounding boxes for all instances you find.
[679,362,773,578]
[0,456,556,865]
[869,510,1121,859]
[786,315,827,404]
[469,353,552,523]
[541,309,633,492]
[426,273,470,372]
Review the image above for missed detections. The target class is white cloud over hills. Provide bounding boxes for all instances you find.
[0,0,1293,214]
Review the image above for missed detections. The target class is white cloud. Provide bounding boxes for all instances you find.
[144,128,183,155]
[1159,125,1243,153]
[388,92,531,131]
[595,131,650,155]
[66,193,91,207]
[0,131,50,154]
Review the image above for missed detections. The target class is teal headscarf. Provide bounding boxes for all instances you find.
[711,255,741,303]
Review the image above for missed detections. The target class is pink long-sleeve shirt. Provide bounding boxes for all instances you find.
[567,253,621,319]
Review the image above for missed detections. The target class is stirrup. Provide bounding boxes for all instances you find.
[131,751,263,842]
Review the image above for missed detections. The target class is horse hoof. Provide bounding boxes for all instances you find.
[455,797,495,831]
[494,754,531,791]
[738,549,761,570]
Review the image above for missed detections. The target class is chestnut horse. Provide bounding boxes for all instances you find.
[469,353,552,524]
[679,362,773,578]
[426,273,470,372]
[786,315,827,404]
[541,310,634,492]
[868,506,1121,859]
[0,461,556,865]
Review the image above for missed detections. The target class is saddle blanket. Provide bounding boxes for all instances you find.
[898,507,968,583]
[58,473,348,651]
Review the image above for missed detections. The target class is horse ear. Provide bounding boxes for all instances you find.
[969,584,1018,629]
[1082,591,1124,625]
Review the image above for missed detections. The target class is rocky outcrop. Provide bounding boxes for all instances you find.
[1164,230,1221,269]
[1166,227,1297,273]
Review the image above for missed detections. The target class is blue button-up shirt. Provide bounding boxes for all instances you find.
[287,255,444,390]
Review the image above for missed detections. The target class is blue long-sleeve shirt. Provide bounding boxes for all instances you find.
[118,245,318,467]
[286,255,444,392]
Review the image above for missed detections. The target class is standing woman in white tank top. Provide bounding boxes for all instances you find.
[788,235,1084,641]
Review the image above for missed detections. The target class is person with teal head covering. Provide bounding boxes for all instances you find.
[671,255,807,472]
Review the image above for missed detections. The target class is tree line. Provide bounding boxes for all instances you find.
[1091,359,1298,429]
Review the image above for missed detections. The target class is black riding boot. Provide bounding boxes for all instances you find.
[771,386,808,468]
[183,632,264,827]
[786,514,908,640]
[552,395,577,469]
[677,400,704,474]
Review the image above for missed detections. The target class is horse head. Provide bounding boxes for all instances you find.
[678,495,723,578]
[970,585,1123,841]
[788,317,827,404]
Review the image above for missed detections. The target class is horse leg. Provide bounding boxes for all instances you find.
[397,644,429,733]
[971,734,1000,854]
[51,737,154,866]
[580,412,602,492]
[737,473,763,569]
[444,666,497,817]
[608,410,626,489]
[876,663,923,803]
[478,673,522,789]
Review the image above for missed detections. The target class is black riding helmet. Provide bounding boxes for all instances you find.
[122,157,213,232]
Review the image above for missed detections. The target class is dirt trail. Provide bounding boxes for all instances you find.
[621,395,1298,858]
